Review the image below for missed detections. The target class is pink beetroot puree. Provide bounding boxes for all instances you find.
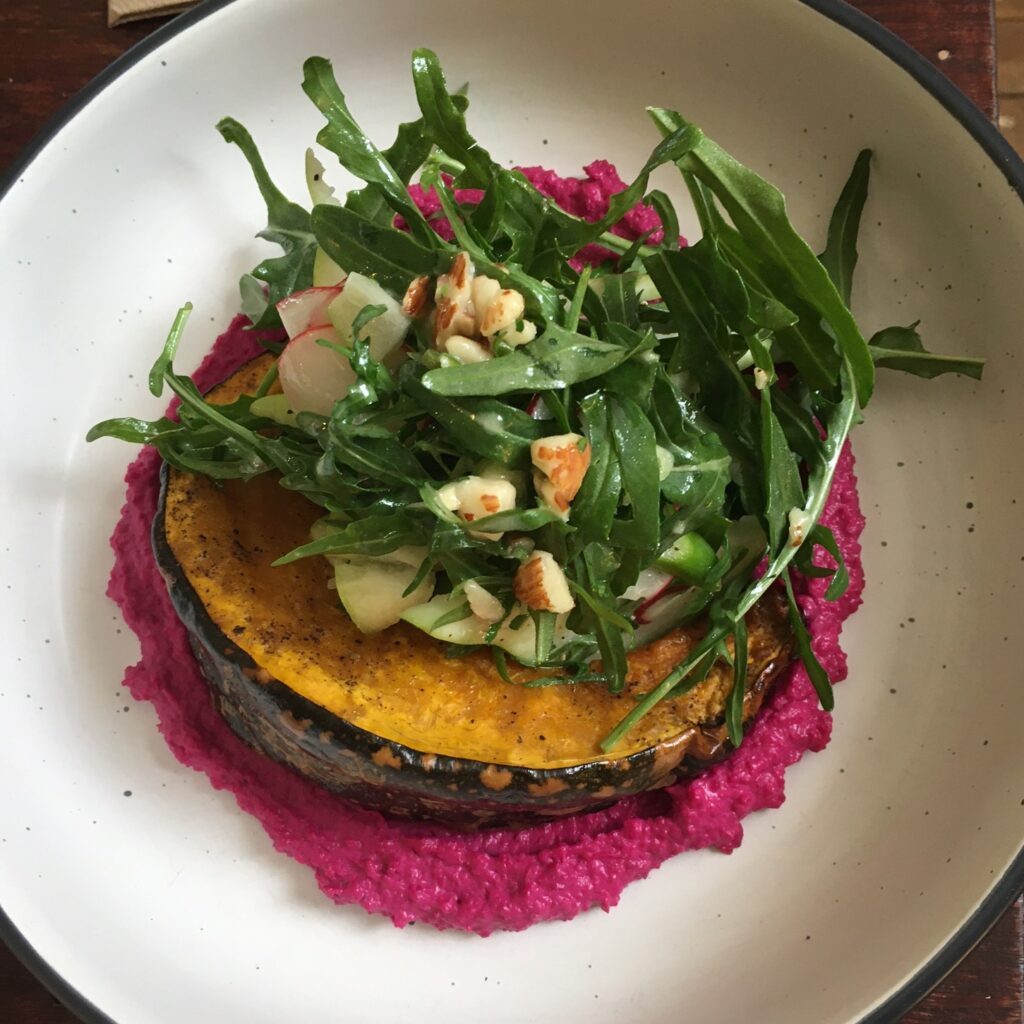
[107,164,865,937]
[408,160,673,267]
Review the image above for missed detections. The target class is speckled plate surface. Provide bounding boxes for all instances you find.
[1,1,1022,1021]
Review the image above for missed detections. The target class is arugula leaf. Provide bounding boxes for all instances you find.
[810,524,850,601]
[404,379,543,464]
[216,118,316,330]
[650,374,730,530]
[784,570,835,710]
[431,600,474,630]
[726,611,749,747]
[760,386,805,555]
[312,203,448,294]
[709,219,842,390]
[147,302,193,397]
[571,393,622,546]
[644,248,761,504]
[302,57,436,244]
[273,513,426,564]
[869,323,985,380]
[600,620,726,751]
[576,544,630,693]
[421,324,643,396]
[456,506,567,534]
[411,48,497,185]
[592,272,641,328]
[609,396,661,559]
[650,107,875,407]
[820,149,871,304]
[647,189,680,250]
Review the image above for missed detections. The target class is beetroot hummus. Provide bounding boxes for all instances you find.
[107,163,865,936]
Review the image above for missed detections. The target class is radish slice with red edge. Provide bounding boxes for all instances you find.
[278,324,354,416]
[276,284,344,340]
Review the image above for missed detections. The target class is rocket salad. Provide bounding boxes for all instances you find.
[88,49,983,753]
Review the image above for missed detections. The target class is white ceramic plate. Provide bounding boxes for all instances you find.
[2,1,1022,1021]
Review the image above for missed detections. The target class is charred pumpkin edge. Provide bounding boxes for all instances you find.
[152,461,794,826]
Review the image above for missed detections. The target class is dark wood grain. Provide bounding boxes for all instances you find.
[904,896,1024,1024]
[1,3,153,174]
[858,0,997,116]
[0,2,1019,1023]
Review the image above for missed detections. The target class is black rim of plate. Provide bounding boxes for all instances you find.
[1,0,1021,1021]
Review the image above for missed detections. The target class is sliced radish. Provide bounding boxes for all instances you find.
[526,393,553,420]
[276,285,344,340]
[622,568,673,604]
[632,580,679,626]
[278,324,355,416]
[631,588,704,648]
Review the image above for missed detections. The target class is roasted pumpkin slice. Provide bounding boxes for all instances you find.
[154,357,795,827]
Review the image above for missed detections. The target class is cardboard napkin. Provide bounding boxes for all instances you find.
[108,0,196,27]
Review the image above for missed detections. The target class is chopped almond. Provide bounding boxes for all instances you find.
[402,275,431,318]
[439,475,517,540]
[445,335,492,363]
[530,433,591,516]
[513,551,575,614]
[480,289,526,337]
[464,580,504,623]
[533,471,571,520]
[492,319,537,348]
[434,251,477,346]
[449,251,472,294]
[471,276,501,321]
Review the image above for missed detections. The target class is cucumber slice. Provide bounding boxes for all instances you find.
[401,594,487,646]
[305,149,340,208]
[656,533,717,585]
[313,246,346,288]
[308,517,432,632]
[401,595,576,666]
[327,272,409,363]
[333,555,435,634]
[249,394,298,428]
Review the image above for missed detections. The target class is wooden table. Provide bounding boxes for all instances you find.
[1,1,1021,1021]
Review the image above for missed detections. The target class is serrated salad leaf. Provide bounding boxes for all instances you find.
[216,119,317,332]
[868,322,984,380]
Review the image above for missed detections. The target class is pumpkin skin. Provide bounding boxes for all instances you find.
[152,358,795,828]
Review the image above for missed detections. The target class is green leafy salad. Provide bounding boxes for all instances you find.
[89,49,983,753]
